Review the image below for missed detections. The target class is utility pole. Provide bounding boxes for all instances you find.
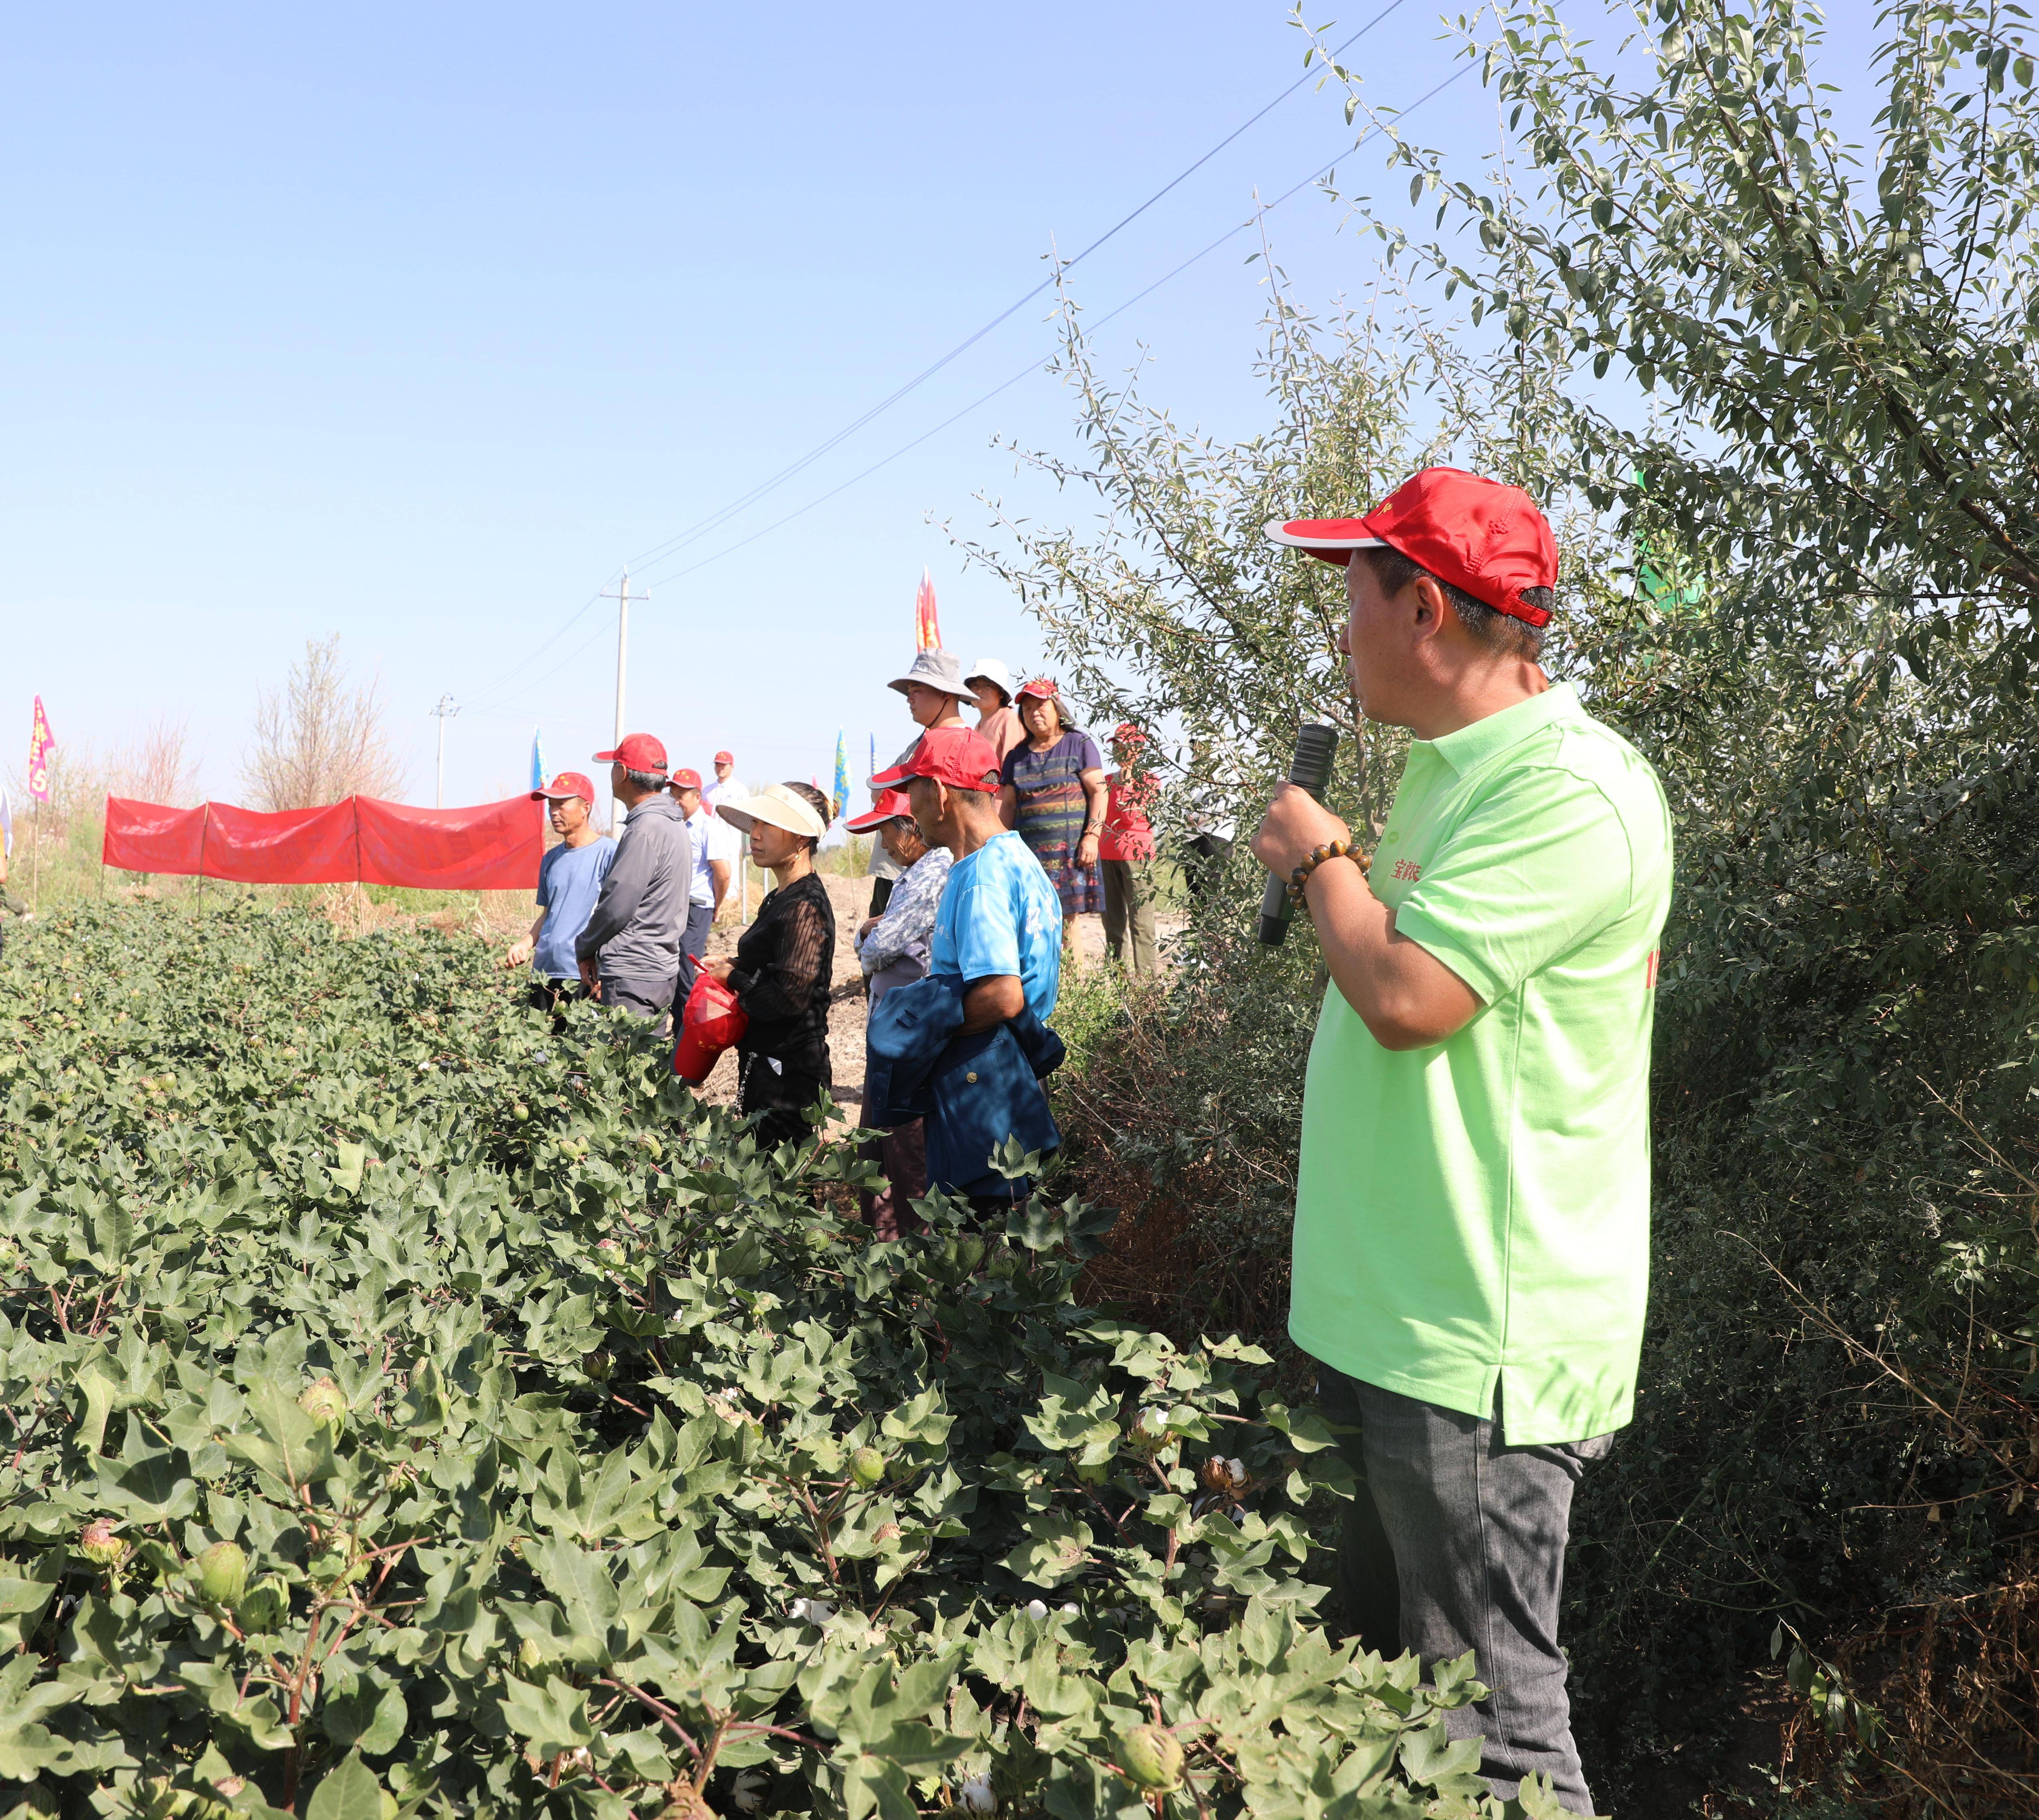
[600,571,648,828]
[430,695,460,808]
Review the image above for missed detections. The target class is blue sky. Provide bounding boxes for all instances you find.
[3,2,1548,812]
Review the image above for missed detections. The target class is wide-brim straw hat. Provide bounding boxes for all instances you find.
[715,783,828,840]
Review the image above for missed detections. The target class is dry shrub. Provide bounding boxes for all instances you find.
[242,635,403,811]
[1051,959,1307,1348]
[112,717,200,806]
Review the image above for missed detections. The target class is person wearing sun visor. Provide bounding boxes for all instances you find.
[1253,467,1673,1814]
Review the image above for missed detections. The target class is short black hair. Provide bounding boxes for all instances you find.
[1356,545,1552,661]
[622,767,667,793]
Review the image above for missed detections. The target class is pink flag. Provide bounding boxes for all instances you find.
[915,568,942,651]
[25,698,55,804]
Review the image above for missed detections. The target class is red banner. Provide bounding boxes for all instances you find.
[102,794,542,891]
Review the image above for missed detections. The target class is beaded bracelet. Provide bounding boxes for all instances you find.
[1287,838,1357,904]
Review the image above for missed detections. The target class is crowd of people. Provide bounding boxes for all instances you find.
[493,463,1678,1817]
[500,646,1160,1209]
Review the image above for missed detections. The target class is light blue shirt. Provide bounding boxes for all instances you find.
[533,836,617,979]
[928,830,1063,1022]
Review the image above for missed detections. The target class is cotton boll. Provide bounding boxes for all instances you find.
[958,1772,997,1812]
[1024,1599,1048,1620]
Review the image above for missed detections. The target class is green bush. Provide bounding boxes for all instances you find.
[0,903,1592,1819]
[965,3,2039,1801]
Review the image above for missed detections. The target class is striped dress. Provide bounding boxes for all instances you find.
[1002,729,1104,916]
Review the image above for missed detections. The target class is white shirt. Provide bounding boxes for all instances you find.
[704,774,748,809]
[684,807,739,907]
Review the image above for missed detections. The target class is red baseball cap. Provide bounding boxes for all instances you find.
[713,749,734,764]
[593,733,669,774]
[844,788,915,832]
[871,724,1002,792]
[668,767,702,789]
[1112,722,1147,745]
[1264,466,1558,628]
[530,770,595,805]
[1015,676,1059,701]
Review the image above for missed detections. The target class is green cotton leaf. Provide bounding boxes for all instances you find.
[74,1367,117,1458]
[303,1750,386,1820]
[1000,1512,1094,1588]
[89,1199,134,1265]
[1397,1720,1483,1785]
[1260,1402,1344,1454]
[225,1380,338,1486]
[331,1142,366,1197]
[530,1533,621,1642]
[499,1673,596,1757]
[94,1447,197,1523]
[0,1721,64,1781]
[320,1675,409,1757]
[842,1752,919,1820]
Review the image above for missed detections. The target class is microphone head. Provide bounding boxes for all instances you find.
[1287,721,1340,794]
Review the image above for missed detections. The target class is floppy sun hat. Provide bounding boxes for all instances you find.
[531,771,595,805]
[870,724,1003,792]
[964,656,1014,702]
[1264,465,1559,628]
[593,732,670,774]
[888,648,977,700]
[715,782,828,840]
[844,788,916,833]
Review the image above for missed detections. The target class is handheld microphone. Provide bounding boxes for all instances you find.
[1257,721,1342,947]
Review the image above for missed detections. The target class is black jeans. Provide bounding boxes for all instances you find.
[528,977,590,1017]
[1314,1363,1614,1814]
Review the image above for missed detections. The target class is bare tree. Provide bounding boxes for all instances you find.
[111,717,200,806]
[241,636,405,810]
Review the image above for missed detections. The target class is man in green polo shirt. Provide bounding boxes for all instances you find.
[1253,467,1673,1815]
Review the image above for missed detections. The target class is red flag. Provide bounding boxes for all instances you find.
[915,568,942,651]
[26,697,55,804]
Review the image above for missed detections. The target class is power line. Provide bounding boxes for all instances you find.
[639,58,1478,592]
[611,1,1409,577]
[464,30,1473,721]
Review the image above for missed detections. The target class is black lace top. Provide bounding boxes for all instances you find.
[728,871,836,1083]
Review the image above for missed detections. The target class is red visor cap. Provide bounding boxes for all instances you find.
[844,788,916,832]
[669,767,702,789]
[531,771,595,805]
[593,732,669,774]
[870,724,1003,792]
[1264,466,1558,627]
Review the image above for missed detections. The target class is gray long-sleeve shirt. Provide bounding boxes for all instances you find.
[574,793,691,986]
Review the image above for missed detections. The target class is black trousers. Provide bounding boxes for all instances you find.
[528,977,590,1017]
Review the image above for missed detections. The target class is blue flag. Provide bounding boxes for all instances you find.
[530,729,549,792]
[833,732,849,823]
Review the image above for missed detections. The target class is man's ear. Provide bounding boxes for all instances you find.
[1407,572,1451,645]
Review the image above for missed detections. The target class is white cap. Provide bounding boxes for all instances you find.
[963,656,1013,703]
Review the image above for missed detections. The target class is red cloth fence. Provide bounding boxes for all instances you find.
[102,794,543,891]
